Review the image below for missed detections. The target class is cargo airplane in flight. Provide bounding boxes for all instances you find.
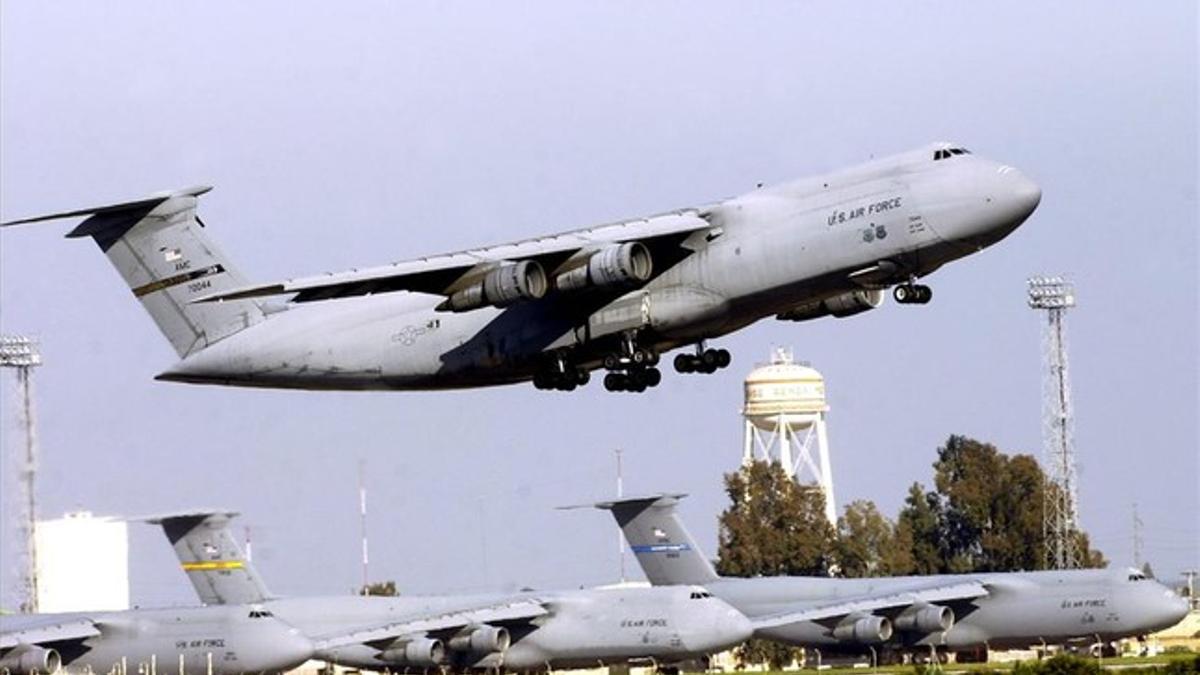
[2,142,1039,393]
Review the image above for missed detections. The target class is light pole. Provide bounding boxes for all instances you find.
[1,334,44,612]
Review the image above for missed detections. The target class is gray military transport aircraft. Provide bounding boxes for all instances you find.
[2,142,1039,393]
[573,494,1190,658]
[0,601,313,675]
[143,511,753,672]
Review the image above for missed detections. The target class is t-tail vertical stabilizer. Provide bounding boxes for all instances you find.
[570,493,719,585]
[141,510,272,606]
[1,187,265,358]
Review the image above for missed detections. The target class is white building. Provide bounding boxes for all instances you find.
[35,511,129,612]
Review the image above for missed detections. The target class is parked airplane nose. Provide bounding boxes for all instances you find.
[264,627,315,673]
[1155,588,1191,629]
[717,606,755,645]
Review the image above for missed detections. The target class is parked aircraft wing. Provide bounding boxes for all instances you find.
[191,211,713,305]
[750,580,989,629]
[0,617,100,649]
[313,599,549,650]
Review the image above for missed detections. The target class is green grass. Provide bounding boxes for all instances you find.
[737,651,1199,675]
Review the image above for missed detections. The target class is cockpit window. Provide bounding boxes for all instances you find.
[1128,572,1146,582]
[689,591,713,600]
[934,147,971,161]
[248,609,274,618]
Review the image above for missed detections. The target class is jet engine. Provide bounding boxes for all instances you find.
[448,625,510,654]
[893,604,954,633]
[776,289,884,322]
[445,261,548,312]
[0,646,61,675]
[831,614,893,644]
[554,242,653,292]
[380,638,446,667]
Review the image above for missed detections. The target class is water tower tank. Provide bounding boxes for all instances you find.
[743,351,828,430]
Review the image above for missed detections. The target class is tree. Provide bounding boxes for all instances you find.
[835,500,914,577]
[716,460,837,578]
[360,580,398,596]
[716,461,837,668]
[897,482,945,574]
[899,435,1106,573]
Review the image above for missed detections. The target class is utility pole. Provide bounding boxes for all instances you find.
[1,335,43,612]
[1027,277,1081,569]
[1131,502,1144,569]
[615,448,625,583]
[358,459,369,592]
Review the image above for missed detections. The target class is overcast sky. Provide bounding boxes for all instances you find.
[1,2,1196,608]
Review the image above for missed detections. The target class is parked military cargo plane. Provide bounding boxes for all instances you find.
[576,494,1190,657]
[144,511,753,672]
[2,142,1039,393]
[0,603,313,675]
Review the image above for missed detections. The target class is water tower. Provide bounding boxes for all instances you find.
[742,347,837,527]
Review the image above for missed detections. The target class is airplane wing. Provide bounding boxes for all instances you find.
[0,617,101,649]
[191,211,714,306]
[750,580,989,629]
[313,599,549,650]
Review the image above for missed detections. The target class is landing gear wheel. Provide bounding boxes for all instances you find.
[701,349,719,369]
[674,354,695,373]
[603,354,620,370]
[604,373,624,392]
[575,368,591,385]
[916,285,933,304]
[645,367,662,387]
[715,349,731,368]
[893,285,912,303]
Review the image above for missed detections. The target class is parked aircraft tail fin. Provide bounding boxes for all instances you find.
[564,493,719,585]
[141,510,272,606]
[2,187,265,358]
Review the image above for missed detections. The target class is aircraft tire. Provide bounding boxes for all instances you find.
[674,354,694,373]
[645,367,662,387]
[604,373,624,392]
[701,349,720,369]
[917,285,933,303]
[603,354,620,370]
[893,285,911,303]
[575,368,591,385]
[715,349,731,368]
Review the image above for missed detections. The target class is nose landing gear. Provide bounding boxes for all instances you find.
[673,343,731,374]
[532,352,591,392]
[893,283,932,304]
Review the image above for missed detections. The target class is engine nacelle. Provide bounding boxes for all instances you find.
[555,242,653,292]
[0,646,62,674]
[445,261,548,312]
[448,625,510,654]
[831,615,893,645]
[893,604,954,633]
[379,638,446,667]
[776,289,884,322]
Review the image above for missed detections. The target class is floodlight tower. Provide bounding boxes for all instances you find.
[0,335,44,612]
[742,347,837,527]
[1027,277,1081,569]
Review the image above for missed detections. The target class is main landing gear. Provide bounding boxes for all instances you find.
[893,282,932,304]
[602,332,663,393]
[533,352,590,392]
[673,343,731,375]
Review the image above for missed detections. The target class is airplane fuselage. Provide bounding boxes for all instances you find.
[714,568,1189,652]
[0,606,312,675]
[156,143,1040,391]
[258,586,750,671]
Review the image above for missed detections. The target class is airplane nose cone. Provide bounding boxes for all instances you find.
[1006,170,1042,222]
[720,607,754,644]
[1161,590,1191,627]
[276,628,316,670]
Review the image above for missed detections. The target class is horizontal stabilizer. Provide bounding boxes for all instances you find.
[1,186,213,228]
